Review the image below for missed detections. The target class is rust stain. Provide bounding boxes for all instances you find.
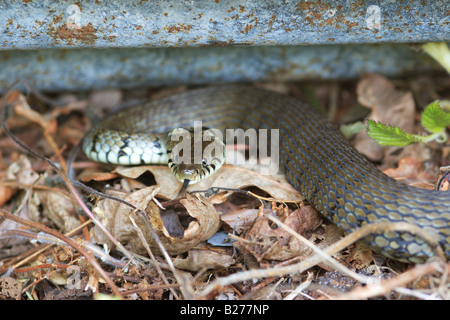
[47,22,98,45]
[164,24,192,34]
[346,21,358,29]
[52,13,64,24]
[296,1,332,27]
[268,14,277,29]
[105,35,116,43]
[297,1,329,12]
[241,15,258,34]
[22,0,33,3]
[242,24,252,33]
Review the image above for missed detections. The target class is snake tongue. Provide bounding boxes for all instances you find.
[175,179,191,199]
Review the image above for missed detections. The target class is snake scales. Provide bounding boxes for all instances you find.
[83,85,450,263]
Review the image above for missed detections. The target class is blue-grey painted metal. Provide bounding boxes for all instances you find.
[0,44,441,92]
[1,0,449,50]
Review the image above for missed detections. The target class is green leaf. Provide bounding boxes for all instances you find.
[366,120,423,146]
[421,101,450,133]
[422,42,450,74]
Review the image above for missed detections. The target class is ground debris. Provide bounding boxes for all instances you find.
[1,78,449,300]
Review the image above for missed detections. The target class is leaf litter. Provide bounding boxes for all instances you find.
[0,78,449,300]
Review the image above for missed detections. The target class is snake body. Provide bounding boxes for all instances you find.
[83,85,450,263]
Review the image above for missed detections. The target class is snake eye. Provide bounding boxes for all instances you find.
[201,158,207,166]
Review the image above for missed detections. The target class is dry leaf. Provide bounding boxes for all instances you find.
[354,74,416,163]
[357,74,415,131]
[115,165,304,202]
[173,249,235,271]
[113,166,179,199]
[311,224,346,271]
[4,155,80,233]
[345,241,374,270]
[0,277,23,300]
[234,206,323,261]
[0,171,17,207]
[78,169,120,182]
[313,224,345,251]
[383,156,435,188]
[11,92,57,134]
[6,154,40,185]
[34,190,80,233]
[90,187,220,255]
[220,208,260,234]
[0,156,40,247]
[179,194,221,242]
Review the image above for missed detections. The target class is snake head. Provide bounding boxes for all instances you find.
[170,156,224,184]
[166,128,226,184]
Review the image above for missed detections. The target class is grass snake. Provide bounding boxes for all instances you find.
[83,85,450,263]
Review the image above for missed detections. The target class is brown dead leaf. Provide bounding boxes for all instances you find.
[113,166,179,199]
[1,156,41,246]
[34,190,80,233]
[115,165,303,203]
[234,205,323,261]
[179,194,221,242]
[90,187,220,255]
[310,224,346,271]
[220,208,260,234]
[0,171,17,207]
[54,114,87,148]
[354,74,415,163]
[344,241,374,270]
[10,92,57,134]
[383,156,435,188]
[173,249,235,271]
[78,169,121,182]
[357,74,415,131]
[3,155,80,233]
[0,277,23,300]
[6,154,40,185]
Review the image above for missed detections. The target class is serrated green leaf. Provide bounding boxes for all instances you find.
[421,101,450,133]
[366,120,423,146]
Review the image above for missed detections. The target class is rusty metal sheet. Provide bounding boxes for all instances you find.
[0,44,441,92]
[0,0,449,49]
